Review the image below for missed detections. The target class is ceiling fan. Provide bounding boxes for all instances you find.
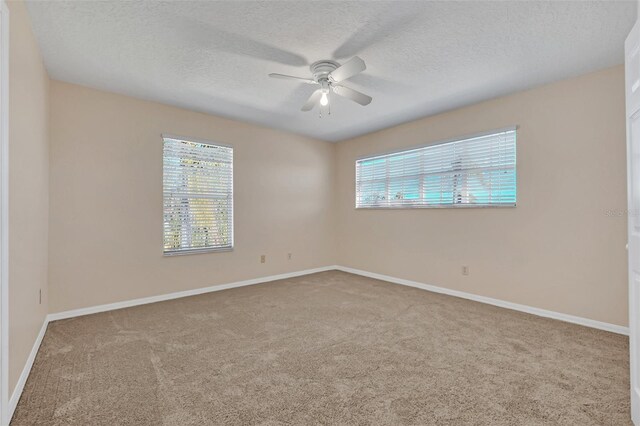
[269,57,372,112]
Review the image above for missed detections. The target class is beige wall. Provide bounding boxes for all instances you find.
[48,65,628,327]
[48,81,336,313]
[7,0,49,396]
[336,65,628,327]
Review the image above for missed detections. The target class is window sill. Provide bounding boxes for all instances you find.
[163,247,234,256]
[355,204,516,210]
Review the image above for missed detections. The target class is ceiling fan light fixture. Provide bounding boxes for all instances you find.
[320,92,329,106]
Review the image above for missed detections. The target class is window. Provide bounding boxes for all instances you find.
[355,128,516,208]
[163,136,233,255]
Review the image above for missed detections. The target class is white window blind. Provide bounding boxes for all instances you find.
[356,128,516,208]
[163,136,233,255]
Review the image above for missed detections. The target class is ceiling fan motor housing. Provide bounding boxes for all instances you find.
[310,60,340,84]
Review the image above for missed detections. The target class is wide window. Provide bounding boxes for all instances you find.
[163,136,233,254]
[355,128,516,208]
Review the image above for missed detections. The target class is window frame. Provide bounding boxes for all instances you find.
[162,134,234,256]
[354,126,517,209]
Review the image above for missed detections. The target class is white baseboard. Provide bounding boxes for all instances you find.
[48,265,338,322]
[335,265,629,336]
[8,317,48,423]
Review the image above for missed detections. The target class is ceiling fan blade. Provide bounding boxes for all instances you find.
[329,56,366,82]
[332,85,372,106]
[269,73,317,85]
[301,89,323,111]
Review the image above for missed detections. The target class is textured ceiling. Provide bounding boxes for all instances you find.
[26,1,636,142]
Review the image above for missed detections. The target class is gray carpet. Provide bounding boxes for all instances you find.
[12,271,630,425]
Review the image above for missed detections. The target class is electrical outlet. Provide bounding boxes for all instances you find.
[462,266,469,276]
[287,253,292,260]
[39,289,42,305]
[260,255,266,264]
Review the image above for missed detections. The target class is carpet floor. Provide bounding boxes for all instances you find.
[12,271,630,425]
